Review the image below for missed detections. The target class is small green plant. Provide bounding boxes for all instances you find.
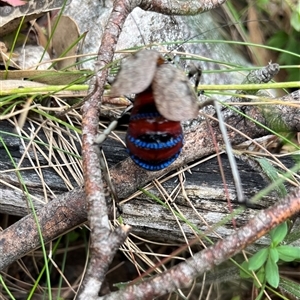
[240,221,300,290]
[267,29,300,82]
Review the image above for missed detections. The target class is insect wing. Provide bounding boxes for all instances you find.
[152,64,199,121]
[110,49,161,96]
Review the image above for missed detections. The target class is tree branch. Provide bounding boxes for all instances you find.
[0,188,86,270]
[137,0,227,15]
[78,0,132,297]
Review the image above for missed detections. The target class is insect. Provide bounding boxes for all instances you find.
[125,87,184,171]
[109,49,199,171]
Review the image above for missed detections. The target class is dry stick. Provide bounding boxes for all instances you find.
[78,0,131,298]
[138,0,227,14]
[0,188,87,271]
[0,89,299,272]
[99,188,300,300]
[221,62,280,204]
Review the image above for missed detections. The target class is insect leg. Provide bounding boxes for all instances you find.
[94,103,133,144]
[187,63,202,94]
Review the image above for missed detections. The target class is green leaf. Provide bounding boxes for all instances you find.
[267,31,288,48]
[270,222,288,246]
[255,266,266,288]
[248,248,268,271]
[256,158,287,197]
[278,34,300,65]
[240,261,251,278]
[265,257,279,288]
[269,248,279,263]
[255,285,266,300]
[291,9,300,32]
[287,68,300,82]
[280,277,300,298]
[113,281,131,289]
[277,245,300,262]
[67,231,80,242]
[257,0,269,6]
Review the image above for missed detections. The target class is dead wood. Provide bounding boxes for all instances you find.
[78,0,132,296]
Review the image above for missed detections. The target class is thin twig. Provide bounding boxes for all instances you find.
[78,0,132,297]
